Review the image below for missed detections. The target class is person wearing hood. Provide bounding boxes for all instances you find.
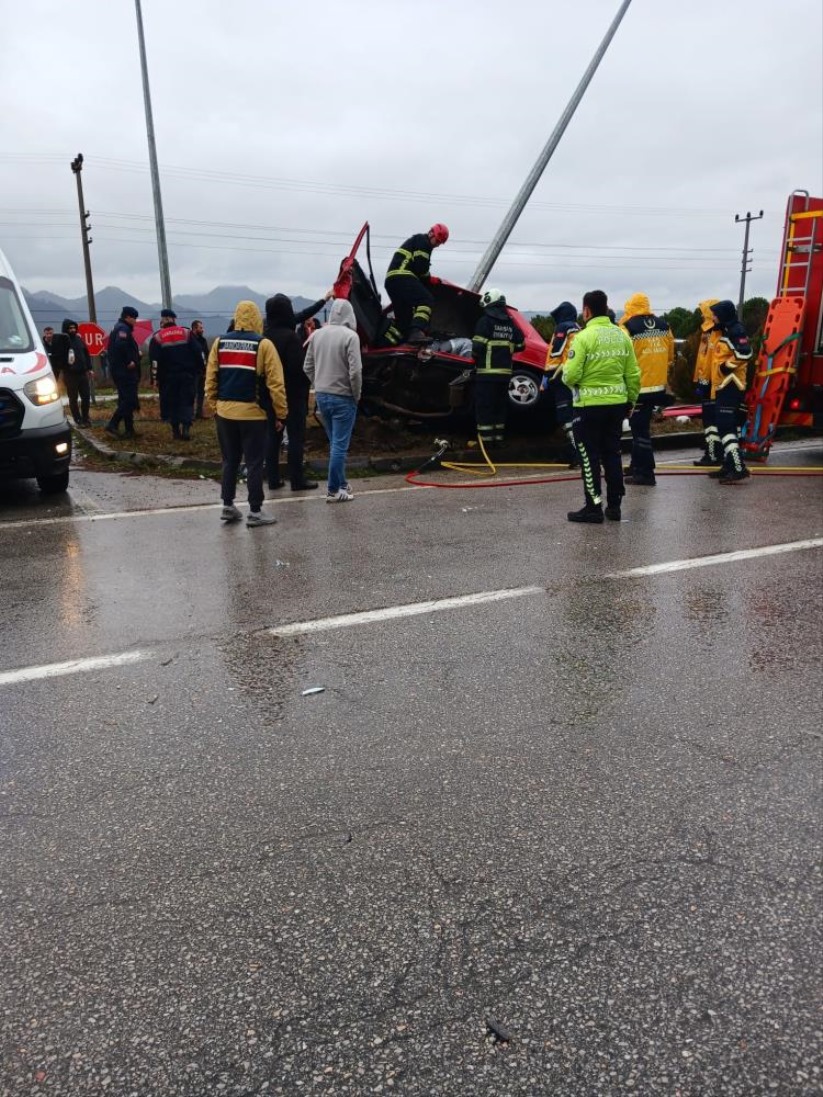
[692,298,722,466]
[51,319,93,426]
[540,301,581,467]
[383,224,449,346]
[705,300,752,485]
[205,300,288,526]
[191,320,209,419]
[105,306,142,439]
[619,293,674,486]
[303,299,362,502]
[149,309,203,441]
[262,291,331,491]
[471,289,525,450]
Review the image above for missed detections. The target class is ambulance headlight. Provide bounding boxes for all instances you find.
[24,375,60,406]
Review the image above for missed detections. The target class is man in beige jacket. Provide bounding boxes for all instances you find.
[206,301,287,527]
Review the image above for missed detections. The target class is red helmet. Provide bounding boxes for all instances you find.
[429,223,449,245]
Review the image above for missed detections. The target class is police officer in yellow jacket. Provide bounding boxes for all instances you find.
[692,298,722,466]
[706,300,752,484]
[619,293,674,486]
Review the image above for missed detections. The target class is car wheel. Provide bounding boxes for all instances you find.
[37,470,70,495]
[508,369,543,414]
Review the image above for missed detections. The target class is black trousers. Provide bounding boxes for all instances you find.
[572,404,625,509]
[159,371,196,428]
[107,371,139,433]
[216,416,267,510]
[629,395,656,476]
[384,277,434,343]
[265,385,309,486]
[195,368,206,418]
[715,384,747,473]
[64,371,91,423]
[474,372,509,445]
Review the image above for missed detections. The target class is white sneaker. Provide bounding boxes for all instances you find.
[326,487,354,503]
[220,504,243,522]
[246,510,277,527]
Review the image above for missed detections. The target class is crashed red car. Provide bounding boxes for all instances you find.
[332,223,550,421]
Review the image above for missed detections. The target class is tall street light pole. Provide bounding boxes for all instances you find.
[70,154,97,323]
[735,210,764,316]
[134,0,172,309]
[469,0,633,292]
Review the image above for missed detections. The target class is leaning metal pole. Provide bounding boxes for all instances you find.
[468,0,633,293]
[135,0,172,309]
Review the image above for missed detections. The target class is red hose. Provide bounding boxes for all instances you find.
[405,467,822,489]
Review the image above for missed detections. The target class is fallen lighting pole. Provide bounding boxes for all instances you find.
[468,0,633,293]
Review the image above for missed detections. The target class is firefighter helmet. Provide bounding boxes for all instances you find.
[429,223,449,245]
[480,288,506,308]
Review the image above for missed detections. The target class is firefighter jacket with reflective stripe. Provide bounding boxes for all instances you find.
[386,234,434,281]
[620,314,674,395]
[472,305,525,375]
[562,316,641,407]
[710,324,752,397]
[545,321,580,380]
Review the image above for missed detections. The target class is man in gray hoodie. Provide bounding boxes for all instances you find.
[303,299,363,502]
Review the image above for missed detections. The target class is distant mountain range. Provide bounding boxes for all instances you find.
[23,286,321,339]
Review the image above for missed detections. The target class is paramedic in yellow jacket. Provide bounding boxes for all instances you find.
[206,300,288,526]
[692,298,721,466]
[705,299,752,484]
[619,293,674,486]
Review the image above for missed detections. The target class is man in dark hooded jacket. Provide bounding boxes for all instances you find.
[541,301,581,467]
[263,292,330,491]
[51,319,93,426]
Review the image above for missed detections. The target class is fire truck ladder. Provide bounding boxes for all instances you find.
[742,195,822,459]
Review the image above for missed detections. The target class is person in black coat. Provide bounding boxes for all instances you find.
[263,292,330,490]
[191,319,209,418]
[149,309,203,440]
[105,307,142,438]
[51,319,93,426]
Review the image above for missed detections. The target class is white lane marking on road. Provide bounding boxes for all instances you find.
[0,650,150,688]
[268,585,544,637]
[607,537,823,578]
[0,484,431,532]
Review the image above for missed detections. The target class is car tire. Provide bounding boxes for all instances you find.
[37,470,70,495]
[508,368,545,415]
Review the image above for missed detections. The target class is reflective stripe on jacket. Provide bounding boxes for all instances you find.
[562,316,641,407]
[620,314,674,394]
[386,234,433,281]
[472,306,525,375]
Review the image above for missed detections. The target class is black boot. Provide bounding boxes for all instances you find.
[172,424,181,440]
[181,424,191,441]
[693,452,721,467]
[567,504,604,524]
[406,330,431,346]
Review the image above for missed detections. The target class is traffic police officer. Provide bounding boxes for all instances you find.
[383,224,449,346]
[149,309,203,441]
[471,288,524,450]
[105,306,141,439]
[619,293,674,486]
[563,290,641,523]
[540,300,581,467]
[706,300,752,484]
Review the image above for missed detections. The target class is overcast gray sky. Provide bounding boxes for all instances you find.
[3,0,822,314]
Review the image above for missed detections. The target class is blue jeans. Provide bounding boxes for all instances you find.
[316,392,358,493]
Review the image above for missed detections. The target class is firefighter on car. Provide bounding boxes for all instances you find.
[383,223,449,346]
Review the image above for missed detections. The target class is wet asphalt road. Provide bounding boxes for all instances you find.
[1,444,821,1096]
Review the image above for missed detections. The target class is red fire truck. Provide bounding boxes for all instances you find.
[742,190,823,458]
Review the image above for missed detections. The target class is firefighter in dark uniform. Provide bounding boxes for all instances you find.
[540,301,581,467]
[105,306,141,439]
[383,223,449,346]
[149,309,203,440]
[706,299,752,484]
[471,288,525,450]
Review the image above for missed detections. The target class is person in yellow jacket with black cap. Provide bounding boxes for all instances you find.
[206,300,288,527]
[619,293,674,486]
[705,300,752,484]
[692,298,722,466]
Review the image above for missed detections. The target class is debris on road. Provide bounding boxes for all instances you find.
[301,687,325,696]
[485,1016,513,1044]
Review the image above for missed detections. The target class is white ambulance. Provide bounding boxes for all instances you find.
[0,249,71,493]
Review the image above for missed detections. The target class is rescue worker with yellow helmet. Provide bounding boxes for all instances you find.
[705,300,752,484]
[692,298,722,466]
[619,293,674,486]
